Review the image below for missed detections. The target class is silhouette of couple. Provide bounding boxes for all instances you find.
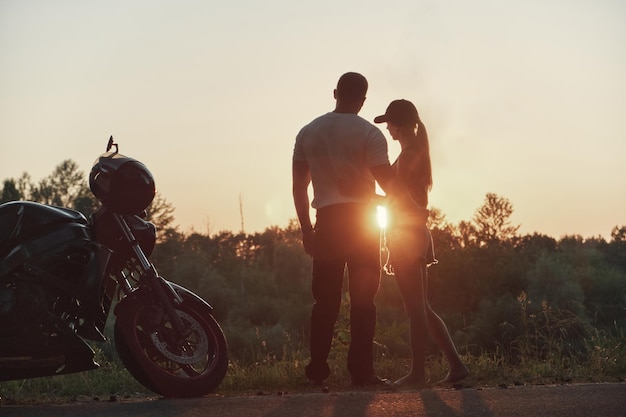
[292,72,469,388]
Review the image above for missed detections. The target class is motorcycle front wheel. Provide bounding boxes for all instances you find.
[114,294,228,397]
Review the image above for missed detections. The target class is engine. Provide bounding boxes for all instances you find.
[0,279,48,340]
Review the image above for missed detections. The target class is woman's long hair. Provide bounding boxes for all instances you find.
[416,119,433,192]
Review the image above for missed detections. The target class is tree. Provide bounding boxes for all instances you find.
[15,173,33,200]
[428,207,462,252]
[514,232,557,264]
[0,179,20,203]
[457,220,477,248]
[145,192,177,240]
[472,192,520,246]
[604,226,626,269]
[73,192,100,217]
[426,207,447,230]
[30,160,94,212]
[1,173,35,203]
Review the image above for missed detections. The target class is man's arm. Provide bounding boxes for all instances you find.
[372,160,429,224]
[292,159,315,255]
[369,163,395,196]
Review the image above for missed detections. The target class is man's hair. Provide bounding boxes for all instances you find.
[336,72,368,101]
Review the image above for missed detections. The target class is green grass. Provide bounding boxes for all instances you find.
[1,329,624,405]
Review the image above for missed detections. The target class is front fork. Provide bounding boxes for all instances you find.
[112,213,189,337]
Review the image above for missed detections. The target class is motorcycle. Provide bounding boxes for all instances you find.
[0,137,228,397]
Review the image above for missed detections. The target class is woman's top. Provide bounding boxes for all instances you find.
[387,138,435,265]
[391,141,430,209]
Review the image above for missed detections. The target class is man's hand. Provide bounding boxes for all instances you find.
[293,159,315,256]
[301,228,315,256]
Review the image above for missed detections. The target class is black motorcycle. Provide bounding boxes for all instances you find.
[0,137,228,397]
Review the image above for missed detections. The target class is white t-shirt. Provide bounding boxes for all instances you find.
[293,112,389,209]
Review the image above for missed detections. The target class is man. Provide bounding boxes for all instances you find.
[292,72,394,386]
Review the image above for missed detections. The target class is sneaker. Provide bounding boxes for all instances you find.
[351,375,392,387]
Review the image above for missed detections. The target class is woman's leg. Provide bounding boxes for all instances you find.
[423,264,469,383]
[393,259,429,386]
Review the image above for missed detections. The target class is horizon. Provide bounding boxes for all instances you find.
[1,160,622,241]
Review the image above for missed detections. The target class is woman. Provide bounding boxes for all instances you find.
[374,99,469,386]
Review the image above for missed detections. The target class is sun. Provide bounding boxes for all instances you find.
[376,205,388,229]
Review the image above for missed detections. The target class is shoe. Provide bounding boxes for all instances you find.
[351,375,392,387]
[303,378,330,393]
[443,365,470,384]
[303,378,324,387]
[304,361,330,385]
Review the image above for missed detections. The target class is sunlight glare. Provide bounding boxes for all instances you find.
[376,205,387,229]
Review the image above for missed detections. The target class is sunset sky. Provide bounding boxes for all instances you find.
[1,0,624,239]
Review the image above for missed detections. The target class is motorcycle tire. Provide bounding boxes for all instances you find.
[114,295,228,397]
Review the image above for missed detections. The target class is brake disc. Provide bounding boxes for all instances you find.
[149,310,209,364]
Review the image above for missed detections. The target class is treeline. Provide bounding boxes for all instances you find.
[148,198,626,364]
[2,161,625,365]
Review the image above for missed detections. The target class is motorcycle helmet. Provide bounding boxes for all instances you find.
[89,152,156,214]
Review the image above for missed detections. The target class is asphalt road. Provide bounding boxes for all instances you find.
[2,383,625,417]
